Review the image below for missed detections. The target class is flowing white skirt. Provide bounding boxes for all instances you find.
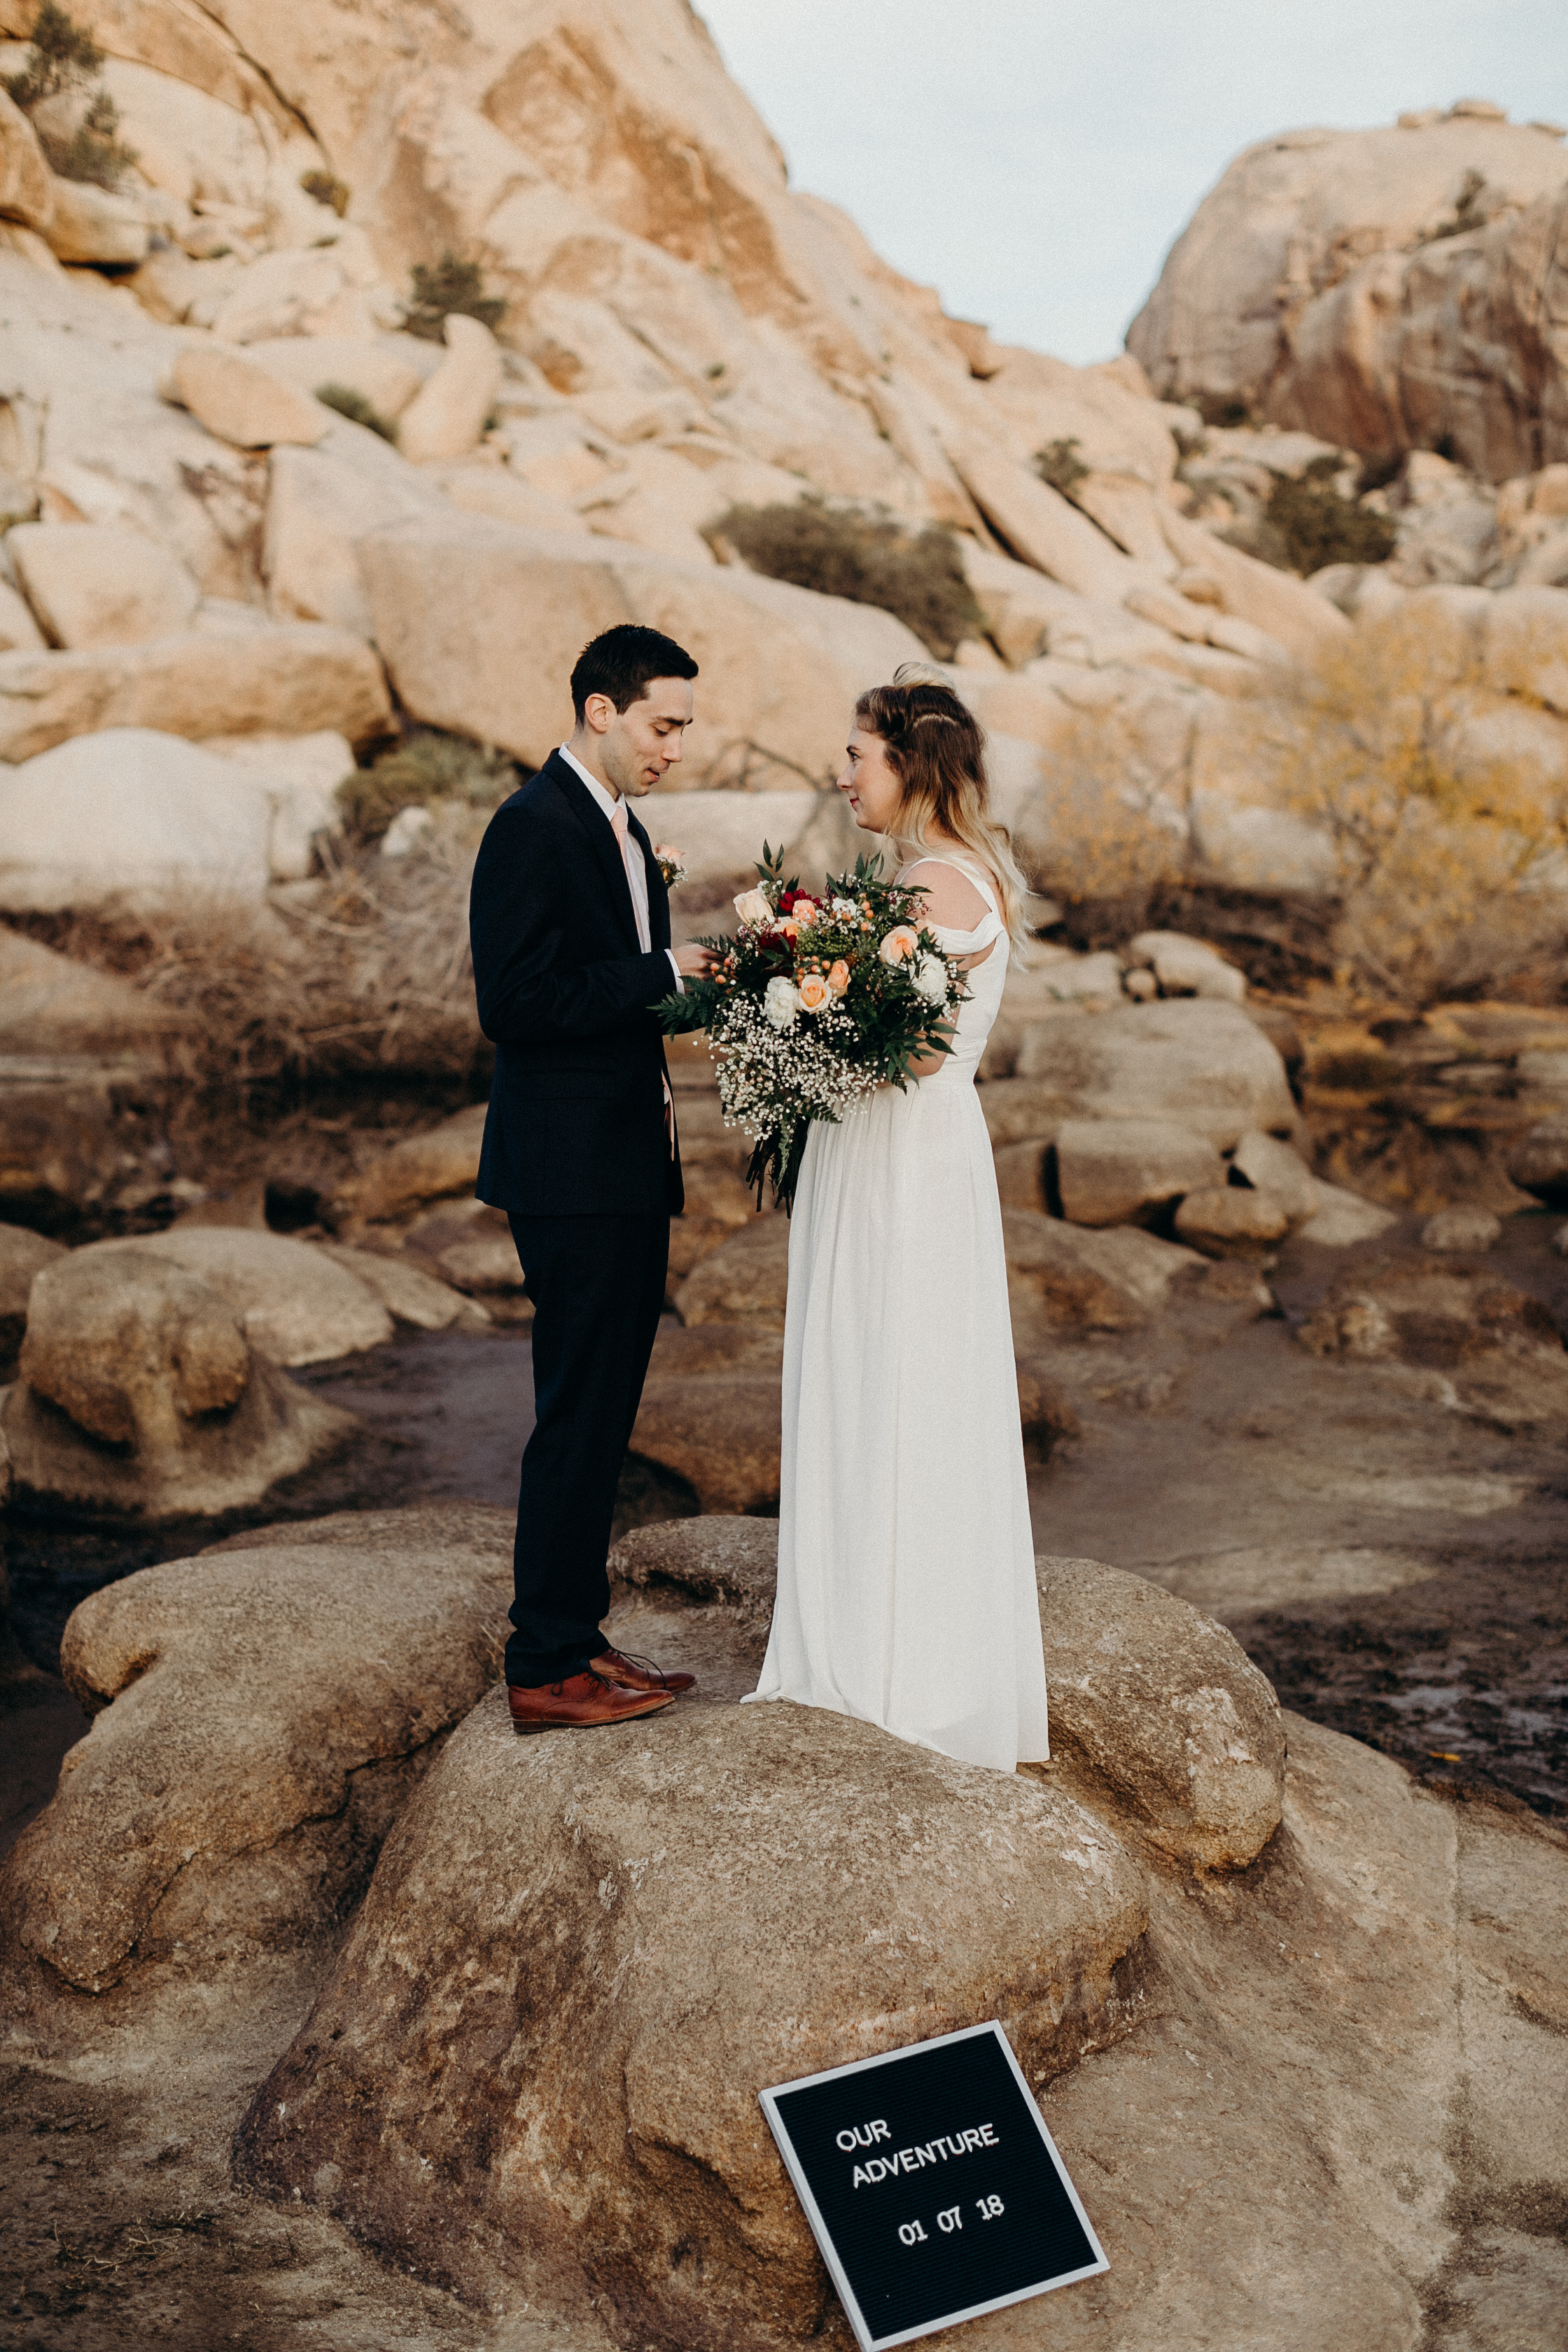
[745,1075,1050,1772]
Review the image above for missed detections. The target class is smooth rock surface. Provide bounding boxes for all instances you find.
[88,1228,394,1365]
[43,178,148,267]
[1296,1177,1399,1247]
[0,624,391,764]
[1014,998,1297,1149]
[314,1243,489,1332]
[1126,930,1247,1002]
[233,1695,1149,2339]
[1004,1209,1203,1340]
[1422,1206,1504,1253]
[395,314,502,465]
[0,1530,512,1996]
[1054,1117,1224,1228]
[173,343,329,451]
[0,727,273,911]
[1,1246,356,1520]
[0,926,184,1056]
[1506,1120,1568,1206]
[629,1324,785,1515]
[675,1217,791,1329]
[1231,1128,1320,1222]
[336,1102,488,1224]
[8,521,200,649]
[1036,1555,1284,1871]
[1175,1183,1293,1259]
[0,85,52,233]
[0,1218,64,1372]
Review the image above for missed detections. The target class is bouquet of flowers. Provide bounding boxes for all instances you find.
[655,845,967,1211]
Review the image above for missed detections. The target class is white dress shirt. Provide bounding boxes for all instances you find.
[558,743,682,993]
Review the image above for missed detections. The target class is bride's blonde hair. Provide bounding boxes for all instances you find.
[854,665,1031,950]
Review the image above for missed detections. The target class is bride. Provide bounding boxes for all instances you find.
[746,668,1050,1773]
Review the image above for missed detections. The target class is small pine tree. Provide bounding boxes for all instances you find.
[4,4,137,188]
[404,251,506,343]
[3,0,101,111]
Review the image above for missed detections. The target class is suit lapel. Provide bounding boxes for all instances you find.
[547,753,640,954]
[626,806,670,951]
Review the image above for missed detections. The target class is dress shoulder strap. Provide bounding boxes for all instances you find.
[899,851,1000,909]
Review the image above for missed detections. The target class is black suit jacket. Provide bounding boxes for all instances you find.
[470,751,684,1217]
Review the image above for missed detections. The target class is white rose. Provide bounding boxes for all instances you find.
[764,974,802,1030]
[733,888,773,927]
[831,897,858,918]
[913,952,948,1005]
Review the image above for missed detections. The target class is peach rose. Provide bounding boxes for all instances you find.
[733,888,773,927]
[878,925,920,966]
[827,959,850,995]
[797,972,832,1013]
[792,899,818,927]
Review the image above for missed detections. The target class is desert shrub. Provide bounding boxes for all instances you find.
[1035,437,1089,500]
[337,730,518,841]
[1197,393,1256,429]
[716,498,983,659]
[1014,706,1193,935]
[314,382,397,442]
[1263,458,1397,575]
[1262,604,1568,1002]
[4,3,136,186]
[300,168,350,218]
[405,251,506,343]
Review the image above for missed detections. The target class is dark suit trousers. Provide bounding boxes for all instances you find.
[505,1212,669,1688]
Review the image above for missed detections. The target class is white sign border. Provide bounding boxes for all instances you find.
[759,2019,1110,2352]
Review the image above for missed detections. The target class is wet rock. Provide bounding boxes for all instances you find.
[1506,1119,1568,1206]
[1,1245,355,1520]
[1422,1206,1503,1252]
[8,522,200,649]
[1174,1182,1292,1259]
[0,1219,64,1377]
[1014,997,1296,1149]
[675,1216,790,1330]
[88,1228,393,1365]
[1054,1116,1223,1227]
[1297,1256,1568,1429]
[1231,1126,1319,1221]
[1035,1554,1284,1872]
[232,1695,1149,2337]
[0,1527,510,1998]
[172,344,328,451]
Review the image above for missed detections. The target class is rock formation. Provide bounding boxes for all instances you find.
[1128,104,1568,480]
[0,1242,357,1517]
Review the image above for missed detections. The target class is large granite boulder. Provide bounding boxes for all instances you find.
[1,1245,356,1520]
[0,1511,512,1999]
[85,1228,395,1365]
[8,521,201,650]
[0,927,187,1058]
[626,1323,785,1515]
[1128,107,1568,475]
[232,1695,1149,2341]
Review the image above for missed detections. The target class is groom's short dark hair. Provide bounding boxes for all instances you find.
[571,624,698,720]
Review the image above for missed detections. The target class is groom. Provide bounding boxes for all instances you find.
[470,624,714,1731]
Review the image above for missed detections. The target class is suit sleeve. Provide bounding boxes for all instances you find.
[469,804,674,1046]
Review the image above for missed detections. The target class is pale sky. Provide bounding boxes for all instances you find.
[696,0,1568,364]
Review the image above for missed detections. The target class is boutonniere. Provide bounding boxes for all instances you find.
[653,844,687,890]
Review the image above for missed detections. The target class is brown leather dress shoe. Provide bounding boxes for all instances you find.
[507,1670,676,1733]
[592,1645,696,1695]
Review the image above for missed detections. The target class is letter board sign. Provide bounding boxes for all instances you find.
[760,2021,1107,2351]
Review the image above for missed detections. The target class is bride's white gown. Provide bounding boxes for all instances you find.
[745,855,1050,1772]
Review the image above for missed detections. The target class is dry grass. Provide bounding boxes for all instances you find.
[1018,705,1194,931]
[31,822,486,1116]
[1261,604,1568,1004]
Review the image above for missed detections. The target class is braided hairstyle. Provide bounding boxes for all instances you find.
[853,664,1030,949]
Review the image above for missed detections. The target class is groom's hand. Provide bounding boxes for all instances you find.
[671,943,717,978]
